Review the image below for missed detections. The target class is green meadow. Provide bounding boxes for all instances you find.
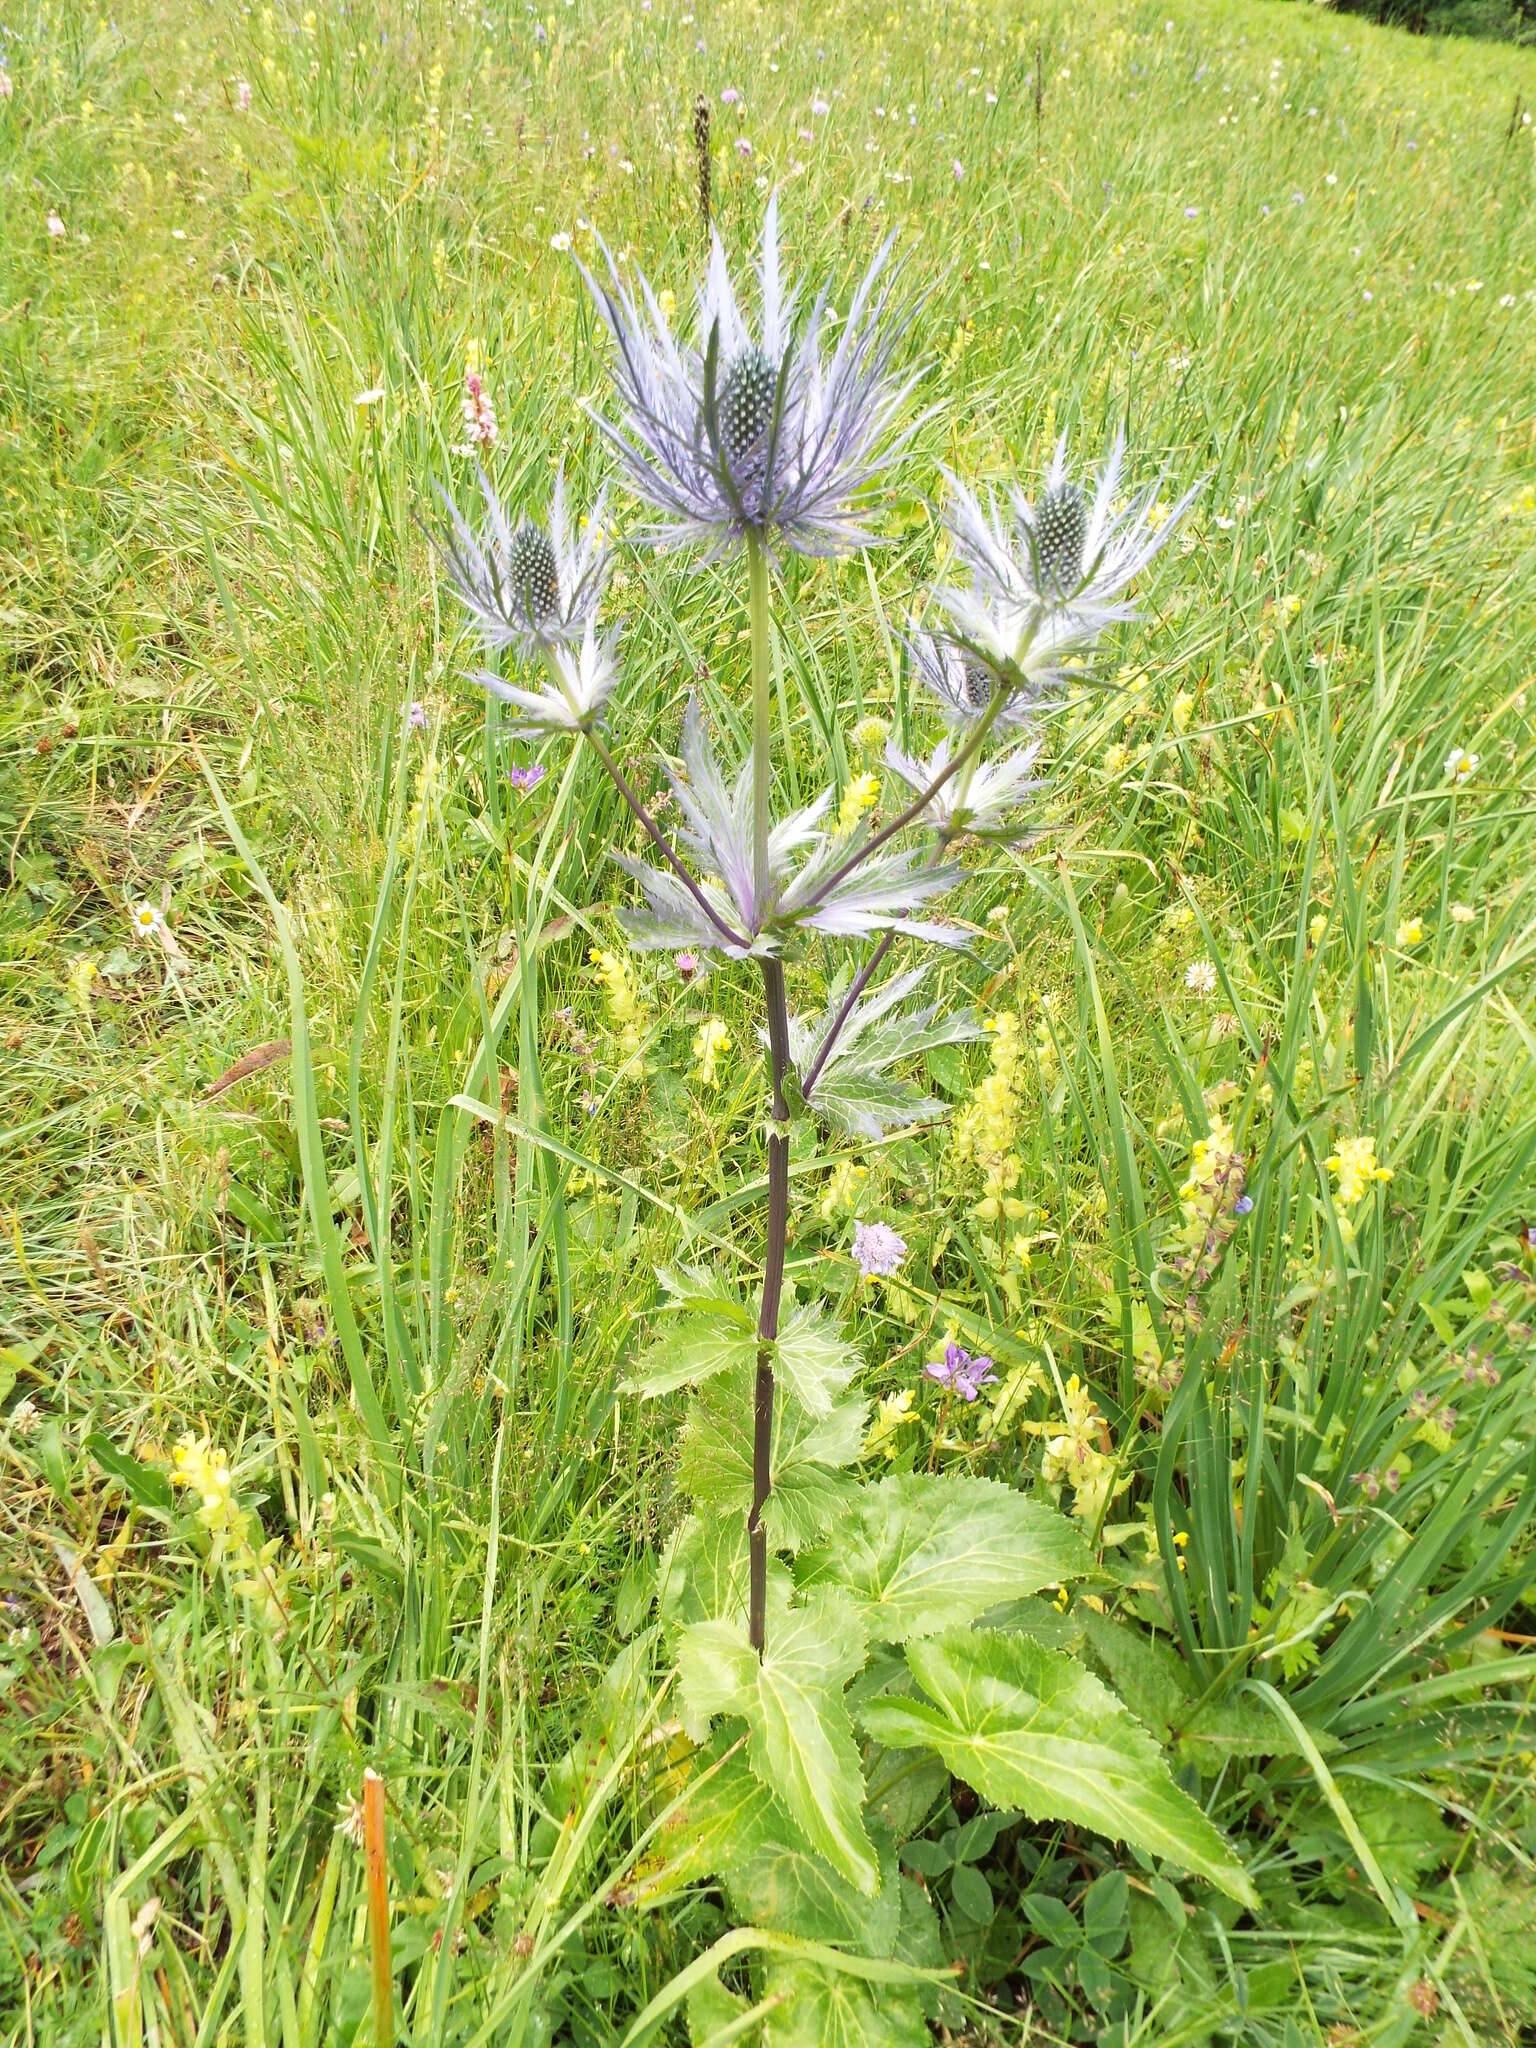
[3,0,1536,2041]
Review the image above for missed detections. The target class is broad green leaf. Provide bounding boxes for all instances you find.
[800,1474,1091,1642]
[625,1264,757,1398]
[864,1744,949,1842]
[643,1746,901,1951]
[687,1973,759,2048]
[678,1376,865,1550]
[730,1825,899,1954]
[1079,1611,1306,1765]
[774,1302,861,1418]
[85,1432,174,1512]
[860,1629,1258,1907]
[760,1960,931,2048]
[661,1514,792,1630]
[626,1311,758,1399]
[678,1588,879,1894]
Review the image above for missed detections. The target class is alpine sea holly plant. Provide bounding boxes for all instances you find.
[441,195,1255,2017]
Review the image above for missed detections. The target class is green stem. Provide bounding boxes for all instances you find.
[747,532,772,918]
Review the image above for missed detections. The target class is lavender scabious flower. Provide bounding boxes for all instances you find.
[438,464,609,657]
[925,1342,998,1402]
[577,191,922,558]
[939,433,1201,679]
[852,1220,907,1279]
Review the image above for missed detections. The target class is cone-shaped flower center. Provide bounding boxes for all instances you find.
[961,658,994,712]
[1035,482,1087,594]
[718,345,777,473]
[505,523,561,628]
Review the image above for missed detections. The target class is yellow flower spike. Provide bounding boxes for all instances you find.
[836,771,881,836]
[692,1017,730,1088]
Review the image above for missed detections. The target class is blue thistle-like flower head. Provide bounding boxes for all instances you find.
[939,432,1201,677]
[438,464,610,657]
[577,192,924,558]
[905,622,1084,732]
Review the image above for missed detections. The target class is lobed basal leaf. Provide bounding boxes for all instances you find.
[798,1471,1092,1643]
[678,1586,879,1895]
[860,1627,1259,1908]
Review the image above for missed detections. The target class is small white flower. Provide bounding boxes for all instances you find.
[1443,745,1479,786]
[1184,957,1218,997]
[550,230,571,252]
[132,903,163,938]
[354,385,385,407]
[7,1398,40,1439]
[47,210,66,237]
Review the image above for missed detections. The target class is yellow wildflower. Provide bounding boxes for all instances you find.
[1395,917,1424,948]
[589,946,647,1068]
[864,1391,918,1460]
[954,1013,1028,1222]
[1041,1374,1122,1524]
[171,1433,253,1557]
[691,1017,730,1088]
[836,771,881,835]
[1326,1132,1392,1210]
[819,1159,868,1219]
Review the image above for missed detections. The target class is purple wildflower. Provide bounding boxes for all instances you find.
[508,762,547,793]
[675,950,700,980]
[925,1342,998,1402]
[406,700,429,731]
[851,1220,906,1279]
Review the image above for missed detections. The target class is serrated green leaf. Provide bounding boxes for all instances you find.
[760,1960,932,2048]
[774,1302,861,1418]
[860,1628,1258,1908]
[864,1744,949,1842]
[800,1474,1091,1643]
[624,1265,757,1398]
[661,1514,793,1630]
[626,1310,759,1399]
[652,1746,902,1952]
[1079,1611,1304,1765]
[678,1376,865,1551]
[678,1588,879,1894]
[686,1972,758,2048]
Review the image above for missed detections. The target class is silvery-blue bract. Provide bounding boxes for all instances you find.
[904,621,1087,730]
[577,193,923,558]
[884,732,1045,839]
[471,619,623,737]
[612,698,961,956]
